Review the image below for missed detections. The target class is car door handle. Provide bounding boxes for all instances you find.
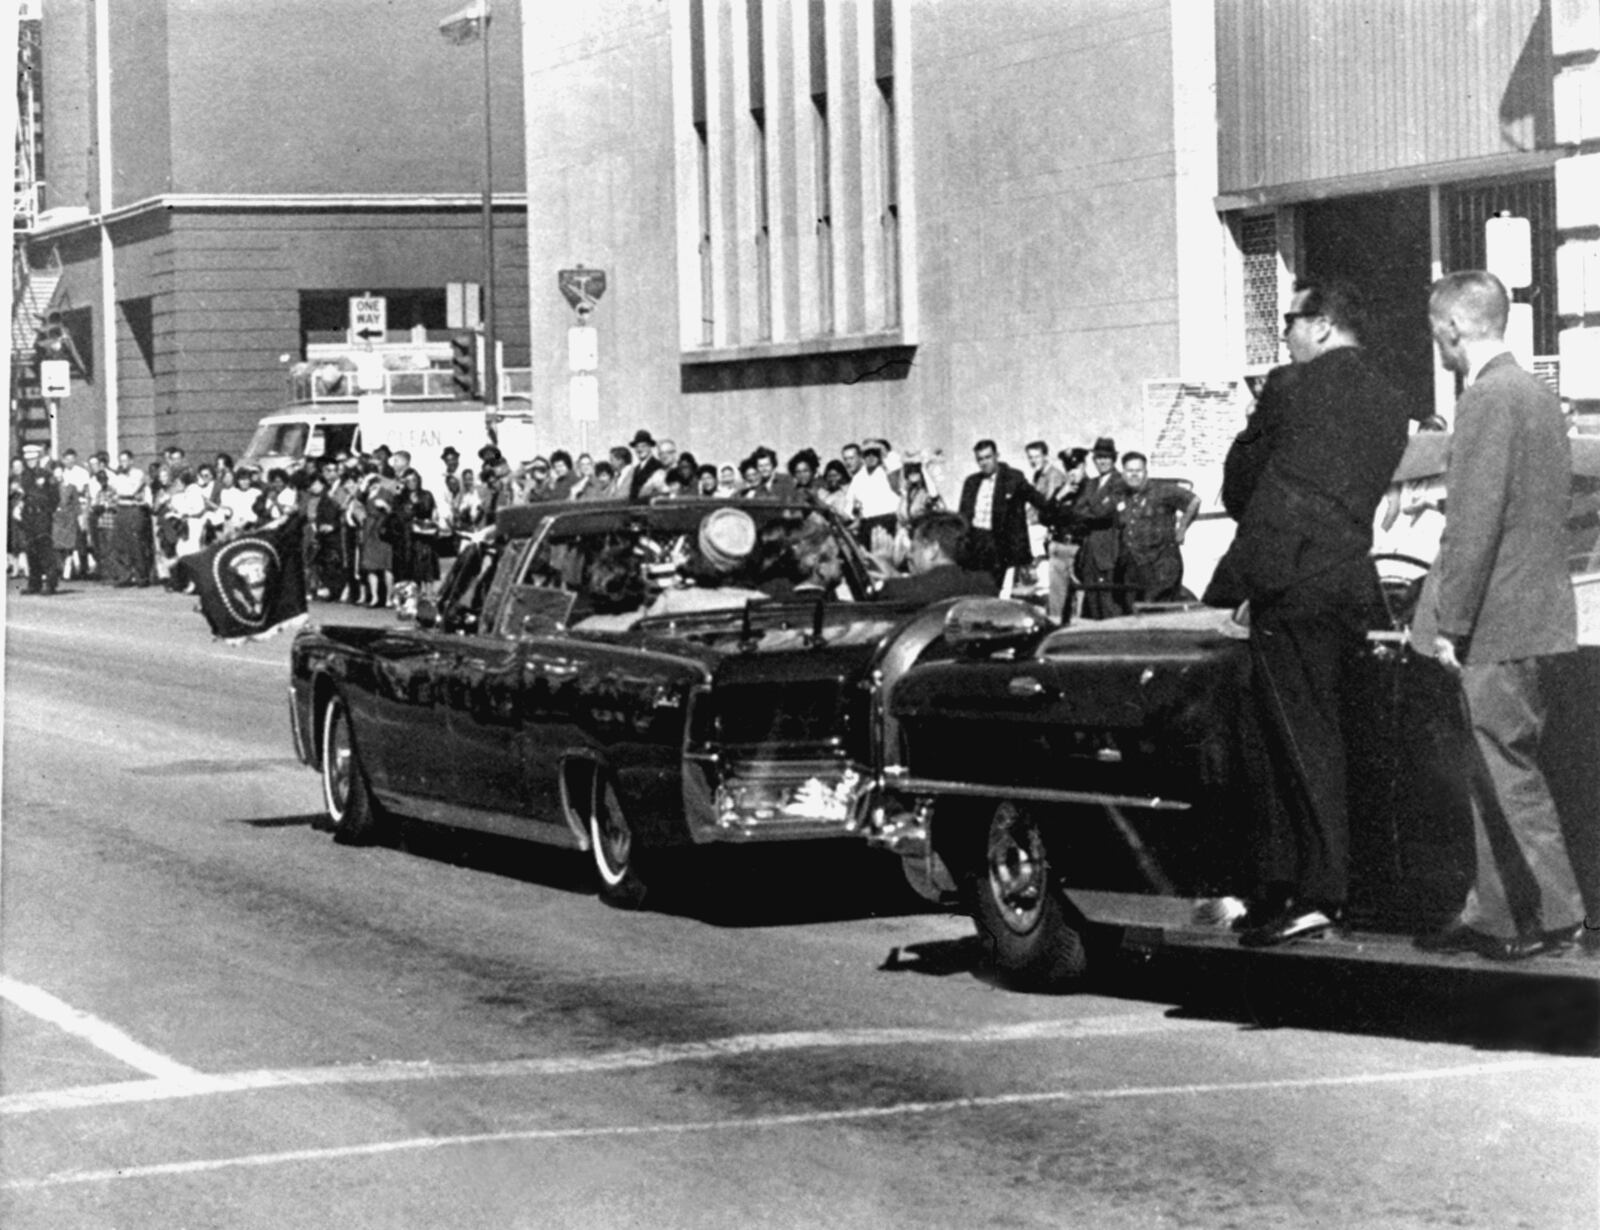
[1006,676,1055,700]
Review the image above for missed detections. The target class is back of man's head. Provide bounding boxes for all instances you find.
[1429,270,1509,340]
[1294,276,1369,344]
[910,511,967,571]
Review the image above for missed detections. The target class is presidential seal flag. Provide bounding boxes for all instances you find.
[189,514,309,643]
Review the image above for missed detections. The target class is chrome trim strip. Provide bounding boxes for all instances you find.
[370,792,583,848]
[879,772,1192,812]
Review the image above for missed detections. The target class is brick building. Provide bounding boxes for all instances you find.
[17,0,528,460]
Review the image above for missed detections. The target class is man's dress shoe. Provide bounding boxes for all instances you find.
[1238,908,1338,949]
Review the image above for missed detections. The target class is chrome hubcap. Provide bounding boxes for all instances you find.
[987,802,1046,934]
[326,711,351,817]
[592,782,631,883]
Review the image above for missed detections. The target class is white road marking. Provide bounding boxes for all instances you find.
[0,1012,1226,1116]
[5,1056,1585,1193]
[0,977,204,1086]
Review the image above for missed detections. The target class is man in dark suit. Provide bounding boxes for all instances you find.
[1413,270,1584,961]
[957,439,1046,587]
[1221,277,1412,948]
[877,511,998,605]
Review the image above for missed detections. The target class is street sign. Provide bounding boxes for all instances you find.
[348,295,388,344]
[39,358,70,398]
[568,325,598,373]
[569,373,599,422]
[558,267,607,316]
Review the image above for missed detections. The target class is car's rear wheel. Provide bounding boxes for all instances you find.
[589,773,650,908]
[972,800,1088,989]
[321,696,385,845]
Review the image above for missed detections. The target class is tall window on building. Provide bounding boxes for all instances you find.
[812,92,833,336]
[752,109,772,341]
[673,0,909,355]
[696,121,714,346]
[878,78,899,328]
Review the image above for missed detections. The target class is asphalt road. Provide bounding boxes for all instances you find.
[2,580,1597,1229]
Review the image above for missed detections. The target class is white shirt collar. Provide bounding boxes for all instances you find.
[1466,349,1511,387]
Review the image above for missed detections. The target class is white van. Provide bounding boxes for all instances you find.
[242,356,541,500]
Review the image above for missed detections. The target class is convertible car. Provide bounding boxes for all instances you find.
[288,497,959,905]
[863,434,1600,987]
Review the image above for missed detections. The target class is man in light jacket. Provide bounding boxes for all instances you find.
[1413,270,1584,962]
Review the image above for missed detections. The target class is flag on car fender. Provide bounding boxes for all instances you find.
[186,514,308,643]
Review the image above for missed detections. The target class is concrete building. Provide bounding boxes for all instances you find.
[521,0,1600,486]
[17,0,529,460]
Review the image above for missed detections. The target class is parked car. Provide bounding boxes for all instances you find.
[864,435,1600,988]
[288,497,959,905]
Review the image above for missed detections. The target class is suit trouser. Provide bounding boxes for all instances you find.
[23,529,59,591]
[1245,602,1364,910]
[1456,656,1584,940]
[1045,541,1078,622]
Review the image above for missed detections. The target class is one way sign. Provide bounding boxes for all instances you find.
[348,295,388,344]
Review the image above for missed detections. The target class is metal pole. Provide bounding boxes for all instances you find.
[480,7,498,411]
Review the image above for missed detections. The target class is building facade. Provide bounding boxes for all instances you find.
[520,0,1600,486]
[18,0,530,460]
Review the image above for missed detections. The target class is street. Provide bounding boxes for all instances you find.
[2,581,1596,1229]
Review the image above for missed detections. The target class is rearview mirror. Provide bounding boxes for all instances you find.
[944,598,1050,656]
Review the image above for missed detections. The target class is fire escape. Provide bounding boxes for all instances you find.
[13,9,58,450]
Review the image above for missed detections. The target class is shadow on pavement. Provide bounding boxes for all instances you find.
[239,812,322,829]
[1101,947,1599,1057]
[870,922,1597,1055]
[376,826,935,926]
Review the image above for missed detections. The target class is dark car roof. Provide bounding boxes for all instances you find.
[494,495,829,539]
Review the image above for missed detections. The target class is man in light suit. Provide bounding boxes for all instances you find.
[1414,270,1584,962]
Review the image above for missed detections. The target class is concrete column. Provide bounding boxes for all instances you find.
[670,0,703,351]
[1554,0,1600,410]
[95,0,119,454]
[790,0,822,338]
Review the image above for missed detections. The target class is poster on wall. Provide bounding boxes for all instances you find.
[1140,379,1251,508]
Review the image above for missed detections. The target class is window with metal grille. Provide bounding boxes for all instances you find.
[1240,214,1280,367]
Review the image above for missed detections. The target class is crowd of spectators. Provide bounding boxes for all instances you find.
[8,427,1202,619]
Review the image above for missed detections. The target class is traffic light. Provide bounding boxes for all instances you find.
[450,331,478,399]
[35,309,65,359]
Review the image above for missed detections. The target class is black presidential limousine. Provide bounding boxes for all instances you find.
[863,437,1600,987]
[288,497,960,905]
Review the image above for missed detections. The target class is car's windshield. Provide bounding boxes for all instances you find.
[516,502,867,626]
[242,420,308,463]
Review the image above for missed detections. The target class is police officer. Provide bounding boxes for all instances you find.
[17,444,61,594]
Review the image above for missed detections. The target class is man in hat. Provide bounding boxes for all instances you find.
[1072,437,1127,619]
[1220,276,1411,948]
[626,429,664,501]
[16,444,60,594]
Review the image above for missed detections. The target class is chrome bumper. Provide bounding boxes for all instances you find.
[683,756,872,843]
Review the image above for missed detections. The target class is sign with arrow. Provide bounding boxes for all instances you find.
[348,295,388,345]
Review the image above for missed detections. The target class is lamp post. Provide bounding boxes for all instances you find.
[439,0,497,409]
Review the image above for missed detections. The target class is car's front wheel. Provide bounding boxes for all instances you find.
[971,800,1088,989]
[588,773,651,909]
[321,695,386,845]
